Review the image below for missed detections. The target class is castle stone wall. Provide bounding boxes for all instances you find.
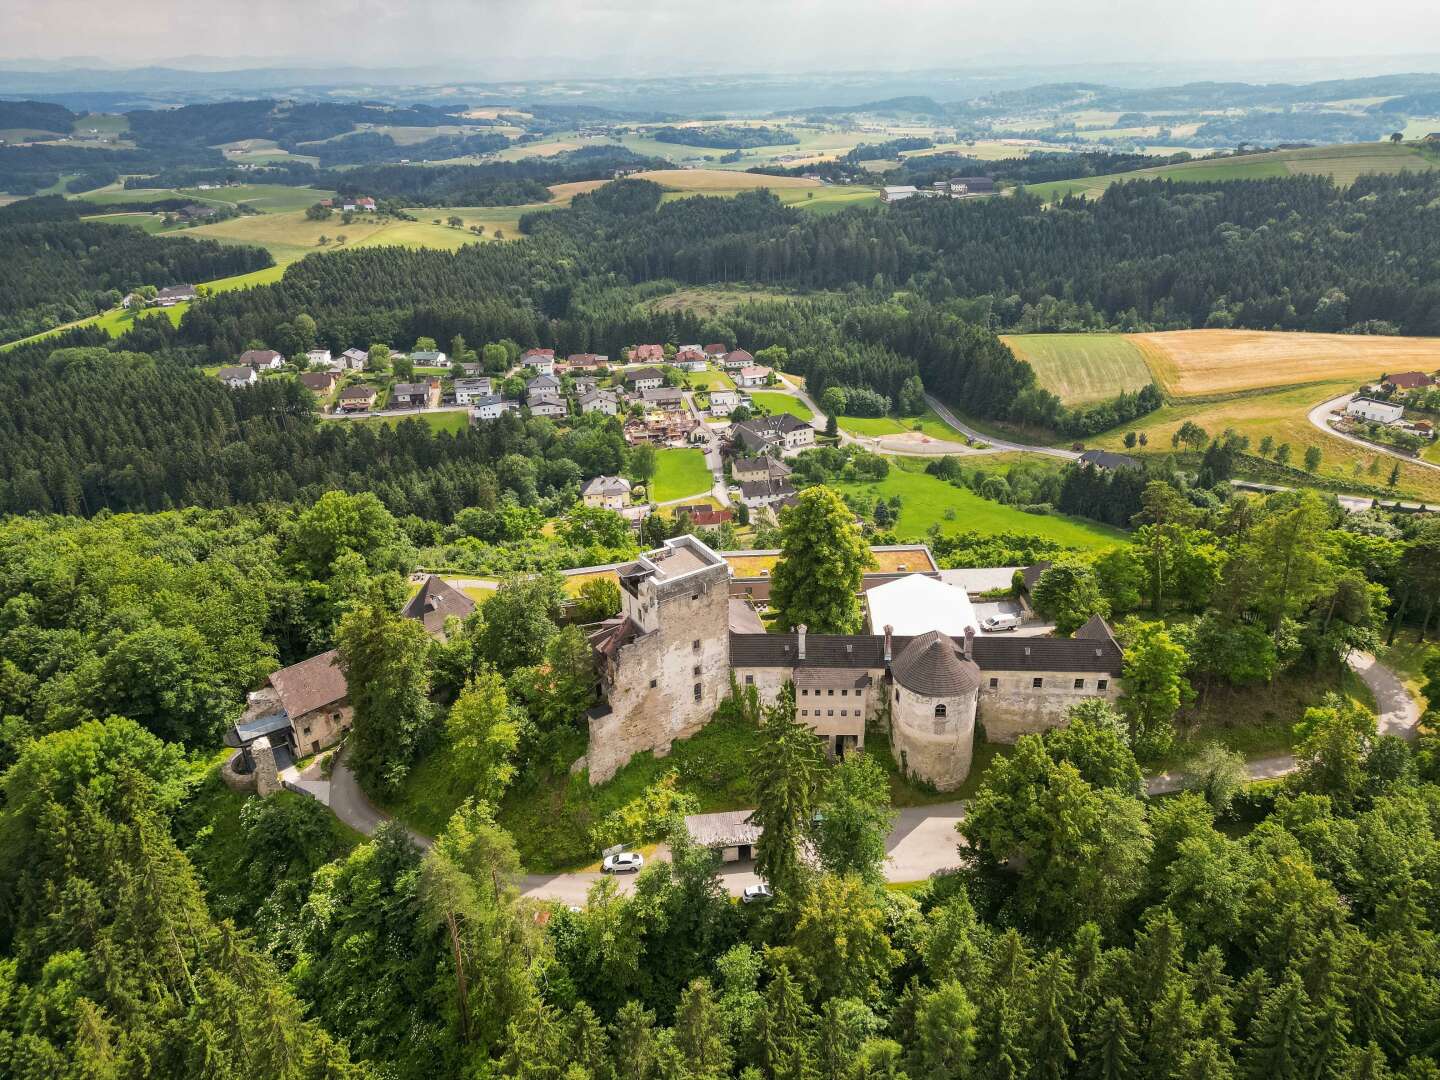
[890,684,977,791]
[977,672,1121,743]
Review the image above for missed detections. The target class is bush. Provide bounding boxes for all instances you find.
[588,770,699,851]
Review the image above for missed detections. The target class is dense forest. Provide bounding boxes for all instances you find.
[650,124,800,149]
[123,98,469,150]
[307,129,511,167]
[0,217,271,343]
[0,98,74,131]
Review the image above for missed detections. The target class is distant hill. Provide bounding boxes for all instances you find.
[0,99,74,134]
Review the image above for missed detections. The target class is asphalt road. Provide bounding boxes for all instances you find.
[1308,392,1440,474]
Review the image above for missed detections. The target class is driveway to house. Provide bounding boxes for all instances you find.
[319,653,1419,901]
[1307,392,1440,474]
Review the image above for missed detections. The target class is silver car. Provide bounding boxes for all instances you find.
[741,883,773,904]
[601,852,644,874]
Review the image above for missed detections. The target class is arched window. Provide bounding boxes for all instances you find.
[934,703,947,718]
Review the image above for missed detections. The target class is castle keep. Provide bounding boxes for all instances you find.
[586,535,1124,789]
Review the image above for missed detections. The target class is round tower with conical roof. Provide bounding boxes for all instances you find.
[887,628,981,790]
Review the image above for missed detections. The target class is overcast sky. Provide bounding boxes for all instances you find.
[3,0,1439,74]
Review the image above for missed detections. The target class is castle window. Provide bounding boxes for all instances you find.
[692,593,699,601]
[1032,677,1044,689]
[745,675,754,685]
[1097,679,1109,691]
[692,639,700,652]
[827,688,834,696]
[1074,678,1085,689]
[801,688,808,696]
[840,689,847,696]
[693,665,702,677]
[650,678,658,689]
[895,690,900,702]
[989,678,999,689]
[302,725,311,735]
[694,683,702,702]
[934,704,947,718]
[827,709,834,717]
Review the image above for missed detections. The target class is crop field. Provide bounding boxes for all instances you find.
[1001,333,1155,404]
[833,462,1126,549]
[647,286,801,316]
[635,168,819,191]
[1026,141,1439,202]
[1129,329,1440,398]
[1087,379,1440,502]
[649,448,713,502]
[749,391,813,420]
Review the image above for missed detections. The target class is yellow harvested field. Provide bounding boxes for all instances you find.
[633,169,821,191]
[1130,330,1440,398]
[547,179,607,200]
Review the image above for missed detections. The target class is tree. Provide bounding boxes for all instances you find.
[820,385,848,420]
[1081,997,1140,1080]
[787,873,899,1001]
[446,668,520,804]
[1240,975,1315,1080]
[1188,741,1248,812]
[749,684,825,896]
[1031,558,1111,635]
[908,981,978,1080]
[393,352,415,381]
[575,577,622,623]
[286,489,412,579]
[336,601,436,796]
[769,486,876,633]
[1304,445,1322,472]
[1119,620,1192,758]
[477,572,565,675]
[367,343,391,372]
[1044,699,1143,795]
[812,751,896,882]
[629,443,657,483]
[898,375,926,416]
[753,964,816,1080]
[560,505,633,551]
[1172,421,1208,451]
[673,979,732,1079]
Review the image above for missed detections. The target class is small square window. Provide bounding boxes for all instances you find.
[650,678,658,689]
[693,665,702,677]
[828,688,834,696]
[1098,679,1109,691]
[1033,677,1044,689]
[827,709,834,717]
[989,678,999,689]
[801,688,808,696]
[840,709,848,717]
[745,674,754,685]
[1074,678,1085,690]
[692,593,699,601]
[841,689,848,697]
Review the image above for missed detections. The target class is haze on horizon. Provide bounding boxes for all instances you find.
[3,0,1440,77]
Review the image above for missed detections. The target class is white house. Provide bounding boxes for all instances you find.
[454,378,494,405]
[882,185,918,203]
[582,475,632,510]
[528,395,568,418]
[708,388,739,417]
[240,349,284,371]
[736,366,772,388]
[340,348,368,371]
[1347,397,1405,425]
[579,389,620,415]
[305,348,333,369]
[625,368,665,392]
[470,396,519,421]
[411,350,448,367]
[217,365,258,388]
[522,349,556,375]
[722,349,754,372]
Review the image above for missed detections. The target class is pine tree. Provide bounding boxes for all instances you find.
[908,981,978,1080]
[749,684,825,898]
[977,988,1029,1080]
[610,1001,661,1080]
[1081,998,1140,1080]
[754,966,815,1080]
[1241,975,1317,1080]
[1178,1037,1236,1080]
[673,979,731,1080]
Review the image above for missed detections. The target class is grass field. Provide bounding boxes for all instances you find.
[328,410,470,434]
[750,391,813,420]
[1002,333,1156,404]
[1087,379,1440,502]
[647,286,801,316]
[834,459,1126,548]
[1129,329,1440,399]
[682,369,735,391]
[836,408,971,441]
[650,448,713,501]
[635,168,819,191]
[1026,141,1439,202]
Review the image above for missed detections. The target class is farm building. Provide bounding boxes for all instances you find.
[1347,398,1405,425]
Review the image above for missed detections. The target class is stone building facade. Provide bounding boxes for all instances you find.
[588,537,1125,790]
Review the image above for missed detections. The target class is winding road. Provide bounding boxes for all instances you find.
[305,651,1421,904]
[1307,392,1440,474]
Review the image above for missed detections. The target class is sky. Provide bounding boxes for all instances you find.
[3,0,1440,74]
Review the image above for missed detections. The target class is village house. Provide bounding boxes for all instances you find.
[339,348,368,370]
[1347,397,1405,425]
[736,365,772,388]
[526,373,562,399]
[521,348,556,375]
[730,413,815,455]
[672,504,733,527]
[572,376,599,394]
[470,395,519,420]
[337,385,378,412]
[400,575,476,640]
[630,343,665,363]
[411,349,448,367]
[241,349,284,371]
[703,343,728,358]
[625,367,665,392]
[583,475,633,510]
[528,395,568,419]
[738,477,797,510]
[217,365,258,388]
[391,379,442,409]
[226,649,351,787]
[459,361,486,377]
[708,388,740,417]
[947,176,996,196]
[582,534,1125,788]
[156,283,198,306]
[579,388,620,415]
[356,197,377,212]
[453,377,494,405]
[722,349,755,372]
[675,347,708,371]
[1076,449,1141,471]
[642,386,686,411]
[732,455,792,485]
[882,185,919,203]
[299,371,338,395]
[305,347,333,368]
[1384,371,1437,391]
[565,353,609,371]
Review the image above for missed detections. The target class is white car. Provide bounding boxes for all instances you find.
[982,614,1022,632]
[602,852,644,874]
[741,883,773,904]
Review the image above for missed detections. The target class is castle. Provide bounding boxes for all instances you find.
[586,535,1125,788]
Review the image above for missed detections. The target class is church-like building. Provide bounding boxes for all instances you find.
[586,535,1124,788]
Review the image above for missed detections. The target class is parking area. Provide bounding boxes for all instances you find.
[972,599,1054,637]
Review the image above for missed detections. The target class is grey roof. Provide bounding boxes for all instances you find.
[642,387,684,402]
[1019,562,1052,593]
[158,284,197,300]
[1078,449,1141,471]
[527,373,560,388]
[411,350,445,362]
[625,367,664,383]
[401,576,476,637]
[392,381,432,397]
[583,475,631,496]
[728,599,767,634]
[729,629,1122,676]
[470,394,505,408]
[739,478,796,500]
[217,365,253,381]
[339,385,376,400]
[455,377,491,391]
[891,631,981,696]
[685,810,761,849]
[734,413,807,438]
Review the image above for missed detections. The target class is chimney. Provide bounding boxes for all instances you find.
[795,624,807,661]
[883,624,893,664]
[963,625,975,657]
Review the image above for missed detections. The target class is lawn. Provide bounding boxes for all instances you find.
[837,408,971,442]
[1001,333,1155,405]
[1128,329,1440,399]
[650,448,713,502]
[833,460,1127,549]
[683,369,735,391]
[329,410,470,434]
[1086,380,1440,503]
[750,391,813,421]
